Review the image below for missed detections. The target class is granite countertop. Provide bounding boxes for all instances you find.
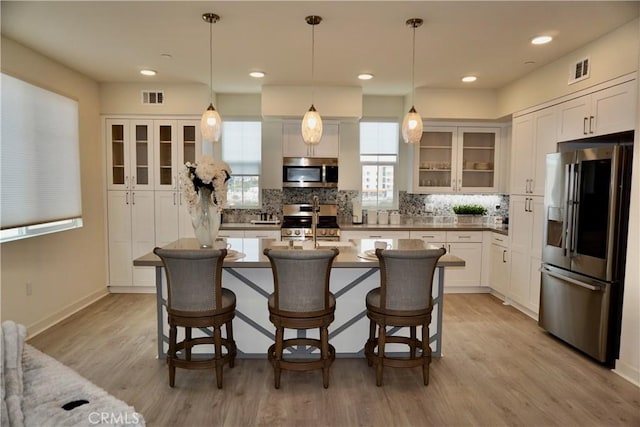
[134,238,465,269]
[221,222,509,236]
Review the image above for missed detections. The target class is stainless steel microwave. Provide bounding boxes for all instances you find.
[282,157,338,188]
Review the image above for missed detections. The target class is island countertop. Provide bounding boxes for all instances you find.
[134,237,465,268]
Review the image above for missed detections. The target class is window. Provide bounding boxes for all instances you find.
[360,122,399,209]
[221,121,261,208]
[1,73,83,243]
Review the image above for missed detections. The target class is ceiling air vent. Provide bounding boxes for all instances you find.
[142,90,164,105]
[568,56,590,85]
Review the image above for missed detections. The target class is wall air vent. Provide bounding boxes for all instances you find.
[142,90,164,105]
[568,56,590,85]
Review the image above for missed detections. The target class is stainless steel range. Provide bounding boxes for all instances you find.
[280,204,340,241]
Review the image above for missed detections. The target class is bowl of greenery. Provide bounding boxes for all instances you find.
[452,204,487,223]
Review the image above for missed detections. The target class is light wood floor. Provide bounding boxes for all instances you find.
[28,293,639,426]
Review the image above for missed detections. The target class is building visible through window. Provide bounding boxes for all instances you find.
[360,122,399,209]
[221,121,261,208]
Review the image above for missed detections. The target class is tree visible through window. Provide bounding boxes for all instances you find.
[360,122,399,209]
[222,121,261,208]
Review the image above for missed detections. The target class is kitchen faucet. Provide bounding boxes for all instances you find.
[312,195,319,248]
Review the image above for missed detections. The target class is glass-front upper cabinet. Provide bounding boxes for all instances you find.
[154,120,178,190]
[106,119,154,191]
[413,125,500,193]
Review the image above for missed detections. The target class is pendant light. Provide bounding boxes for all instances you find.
[401,18,424,144]
[201,13,222,143]
[301,15,323,145]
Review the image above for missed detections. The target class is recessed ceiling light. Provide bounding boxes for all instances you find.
[140,69,157,76]
[358,73,374,80]
[531,35,553,45]
[249,71,265,78]
[461,76,477,83]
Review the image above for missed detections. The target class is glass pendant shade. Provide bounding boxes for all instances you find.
[401,106,423,144]
[302,104,323,145]
[201,103,222,142]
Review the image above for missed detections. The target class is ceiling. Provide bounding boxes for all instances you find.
[2,1,638,96]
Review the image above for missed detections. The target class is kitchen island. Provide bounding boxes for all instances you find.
[134,238,464,359]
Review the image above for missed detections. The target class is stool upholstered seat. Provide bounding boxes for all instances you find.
[263,247,339,389]
[365,247,446,386]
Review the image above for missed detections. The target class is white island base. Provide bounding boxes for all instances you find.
[134,238,464,359]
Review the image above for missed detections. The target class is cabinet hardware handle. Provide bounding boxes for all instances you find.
[495,237,503,242]
[589,116,594,134]
[530,179,534,194]
[502,250,507,263]
[448,244,451,253]
[458,235,471,239]
[131,176,135,189]
[125,192,129,205]
[583,117,589,135]
[132,192,135,205]
[125,176,129,189]
[422,235,436,238]
[369,235,382,238]
[173,192,176,205]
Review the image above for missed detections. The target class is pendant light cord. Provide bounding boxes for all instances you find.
[411,22,416,106]
[209,21,213,103]
[311,21,315,105]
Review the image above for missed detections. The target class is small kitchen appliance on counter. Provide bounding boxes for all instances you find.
[351,200,362,224]
[280,203,340,241]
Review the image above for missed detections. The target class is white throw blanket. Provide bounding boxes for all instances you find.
[1,320,144,427]
[1,320,27,427]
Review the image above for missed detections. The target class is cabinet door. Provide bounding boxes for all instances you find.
[106,120,130,190]
[409,231,447,248]
[509,195,533,255]
[178,193,195,239]
[244,230,280,239]
[310,122,339,158]
[528,255,542,313]
[283,120,312,157]
[557,95,591,142]
[131,191,156,287]
[531,109,557,196]
[177,120,201,166]
[154,190,179,247]
[509,248,531,308]
[591,80,637,136]
[107,191,133,285]
[446,242,483,287]
[490,243,509,296]
[510,115,534,195]
[459,127,499,192]
[154,120,178,190]
[414,127,457,193]
[530,196,544,257]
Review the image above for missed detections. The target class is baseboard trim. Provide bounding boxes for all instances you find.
[108,286,156,294]
[613,359,640,387]
[443,286,491,294]
[27,288,109,338]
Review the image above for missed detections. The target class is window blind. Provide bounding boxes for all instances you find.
[1,73,82,231]
[222,121,261,174]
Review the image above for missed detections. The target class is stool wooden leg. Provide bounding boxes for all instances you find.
[422,324,430,386]
[168,324,177,388]
[213,326,223,389]
[376,324,386,386]
[274,326,284,389]
[410,326,417,359]
[185,327,192,361]
[226,320,235,368]
[366,319,376,366]
[321,326,330,388]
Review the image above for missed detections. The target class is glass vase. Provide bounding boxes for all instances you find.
[191,187,221,248]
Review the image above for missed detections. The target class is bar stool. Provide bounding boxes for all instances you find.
[153,247,237,389]
[364,247,446,386]
[263,247,339,389]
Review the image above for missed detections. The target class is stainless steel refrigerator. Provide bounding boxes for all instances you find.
[539,131,634,366]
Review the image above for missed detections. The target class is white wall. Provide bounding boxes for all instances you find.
[0,37,107,335]
[100,82,210,115]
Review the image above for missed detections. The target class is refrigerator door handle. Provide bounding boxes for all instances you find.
[570,163,580,253]
[540,267,601,291]
[563,163,572,257]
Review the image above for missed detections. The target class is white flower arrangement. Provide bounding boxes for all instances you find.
[180,155,232,214]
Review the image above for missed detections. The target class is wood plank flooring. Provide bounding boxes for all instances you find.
[28,293,639,426]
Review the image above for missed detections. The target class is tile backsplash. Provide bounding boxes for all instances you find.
[222,189,509,223]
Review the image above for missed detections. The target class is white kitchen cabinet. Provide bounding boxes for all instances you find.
[106,190,155,289]
[106,119,154,191]
[508,195,544,315]
[489,233,510,297]
[341,230,410,241]
[282,120,340,158]
[409,230,483,290]
[557,79,637,142]
[154,190,180,247]
[414,126,501,193]
[242,229,280,239]
[510,108,557,196]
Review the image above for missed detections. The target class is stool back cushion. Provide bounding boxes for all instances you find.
[264,248,339,312]
[153,248,226,313]
[377,248,446,311]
